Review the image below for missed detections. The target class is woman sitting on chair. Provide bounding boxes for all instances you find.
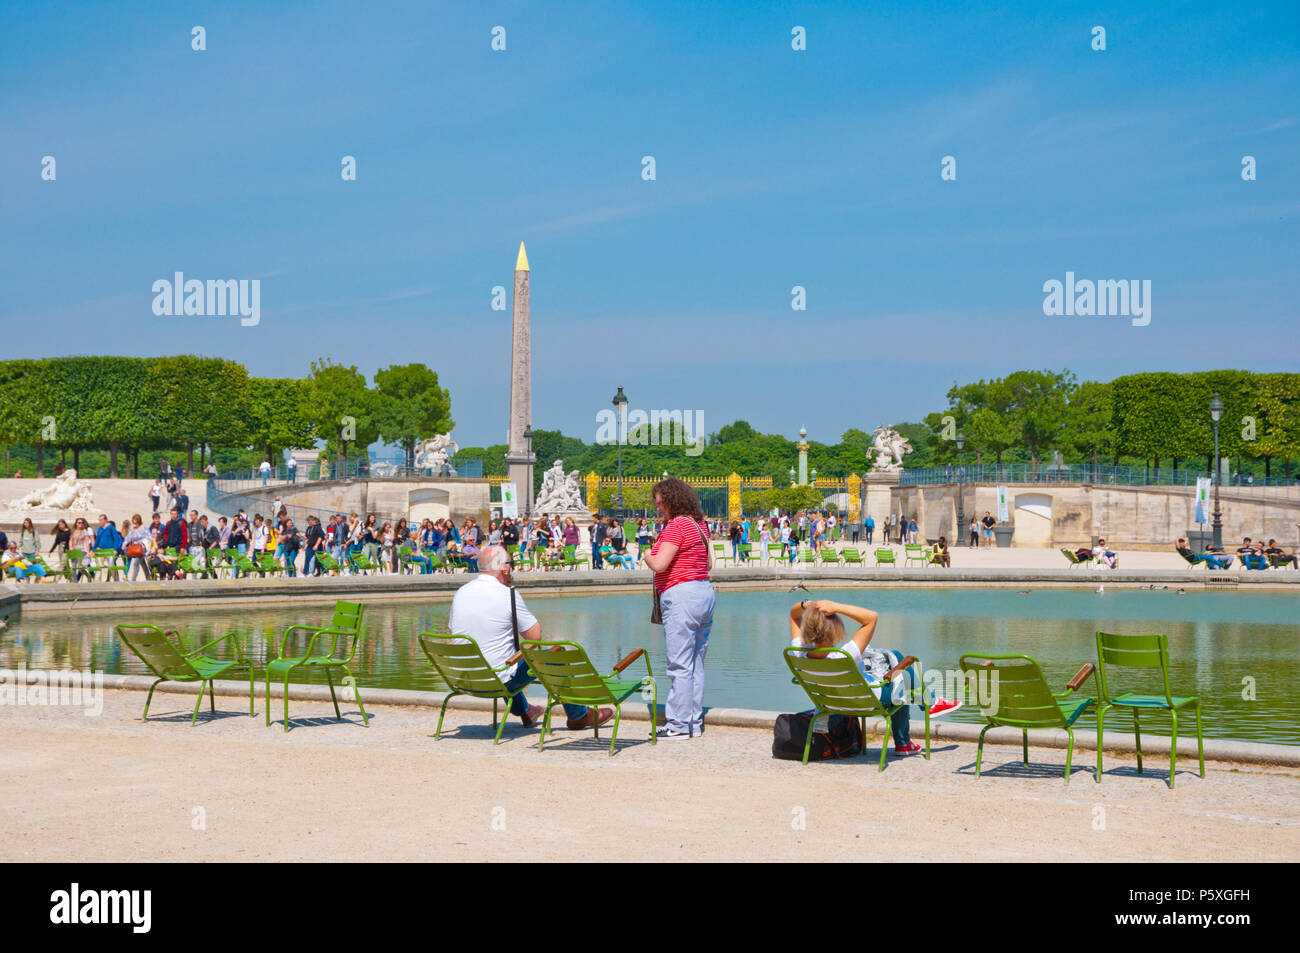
[789,599,961,755]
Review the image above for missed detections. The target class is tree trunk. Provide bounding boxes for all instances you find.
[110,439,119,479]
[199,442,206,470]
[73,447,81,471]
[132,447,140,479]
[1265,456,1271,479]
[187,441,195,473]
[1172,457,1179,475]
[36,442,43,476]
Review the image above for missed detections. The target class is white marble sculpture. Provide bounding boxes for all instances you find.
[869,426,913,472]
[7,469,95,512]
[534,459,586,513]
[414,433,458,474]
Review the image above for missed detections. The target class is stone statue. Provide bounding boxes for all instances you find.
[7,469,95,511]
[869,426,913,472]
[414,433,459,475]
[534,459,586,513]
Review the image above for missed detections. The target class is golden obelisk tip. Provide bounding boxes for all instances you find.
[515,242,529,272]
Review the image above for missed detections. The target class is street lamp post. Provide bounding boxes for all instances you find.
[611,386,628,518]
[1209,393,1224,550]
[956,431,967,545]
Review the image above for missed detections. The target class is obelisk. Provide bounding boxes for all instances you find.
[504,242,536,514]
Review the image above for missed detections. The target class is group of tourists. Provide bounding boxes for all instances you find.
[446,477,962,745]
[1176,535,1298,570]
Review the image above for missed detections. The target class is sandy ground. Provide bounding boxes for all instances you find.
[2,689,1296,862]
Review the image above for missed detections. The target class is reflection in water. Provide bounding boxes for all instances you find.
[1,588,1296,744]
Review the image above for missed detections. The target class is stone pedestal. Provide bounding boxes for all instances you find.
[862,471,899,528]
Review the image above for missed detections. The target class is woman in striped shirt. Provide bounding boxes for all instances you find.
[643,478,715,740]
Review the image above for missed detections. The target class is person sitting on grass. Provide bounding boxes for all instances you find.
[1264,539,1298,569]
[1175,537,1232,569]
[930,536,951,568]
[789,599,961,755]
[447,545,611,731]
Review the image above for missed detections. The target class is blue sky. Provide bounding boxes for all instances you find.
[2,0,1296,452]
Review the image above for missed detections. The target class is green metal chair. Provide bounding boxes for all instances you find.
[349,551,381,575]
[766,543,785,564]
[904,544,928,567]
[418,633,528,743]
[1095,632,1204,788]
[958,653,1095,783]
[798,548,817,565]
[265,601,369,731]
[874,548,897,567]
[819,547,841,566]
[840,547,864,566]
[519,640,656,755]
[738,543,762,565]
[783,646,930,770]
[92,548,129,581]
[314,551,343,575]
[116,624,255,724]
[712,542,734,567]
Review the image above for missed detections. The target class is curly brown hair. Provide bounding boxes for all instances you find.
[652,477,704,521]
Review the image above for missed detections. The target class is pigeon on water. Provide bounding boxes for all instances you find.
[1097,584,1105,594]
[789,582,809,593]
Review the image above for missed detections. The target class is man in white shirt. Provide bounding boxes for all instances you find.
[259,459,272,485]
[447,545,611,730]
[286,455,298,484]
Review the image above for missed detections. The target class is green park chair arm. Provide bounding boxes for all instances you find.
[278,624,329,659]
[187,630,245,659]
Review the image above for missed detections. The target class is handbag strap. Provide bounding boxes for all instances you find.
[510,586,520,651]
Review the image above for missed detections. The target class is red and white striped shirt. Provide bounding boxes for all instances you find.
[652,516,711,593]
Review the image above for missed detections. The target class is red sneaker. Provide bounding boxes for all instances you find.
[894,741,923,755]
[929,697,963,718]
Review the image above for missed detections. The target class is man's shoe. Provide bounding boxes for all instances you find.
[566,707,614,730]
[655,726,692,740]
[520,704,544,728]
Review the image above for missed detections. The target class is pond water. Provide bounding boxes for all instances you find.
[2,587,1296,744]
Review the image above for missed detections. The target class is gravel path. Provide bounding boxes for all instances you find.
[2,689,1296,862]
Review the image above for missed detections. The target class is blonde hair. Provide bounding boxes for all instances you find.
[799,606,845,648]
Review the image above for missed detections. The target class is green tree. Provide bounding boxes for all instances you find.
[245,378,313,463]
[373,363,454,468]
[305,359,380,469]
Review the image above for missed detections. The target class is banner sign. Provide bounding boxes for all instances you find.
[996,485,1009,523]
[500,482,518,518]
[1194,477,1210,524]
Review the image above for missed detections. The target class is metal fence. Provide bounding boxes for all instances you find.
[900,463,1300,499]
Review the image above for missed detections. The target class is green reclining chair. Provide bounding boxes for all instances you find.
[784,646,930,771]
[418,633,529,743]
[519,640,656,755]
[958,653,1095,783]
[116,624,255,724]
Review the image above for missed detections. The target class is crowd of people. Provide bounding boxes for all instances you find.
[1175,535,1298,570]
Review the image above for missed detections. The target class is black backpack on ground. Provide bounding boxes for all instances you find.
[772,711,864,761]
